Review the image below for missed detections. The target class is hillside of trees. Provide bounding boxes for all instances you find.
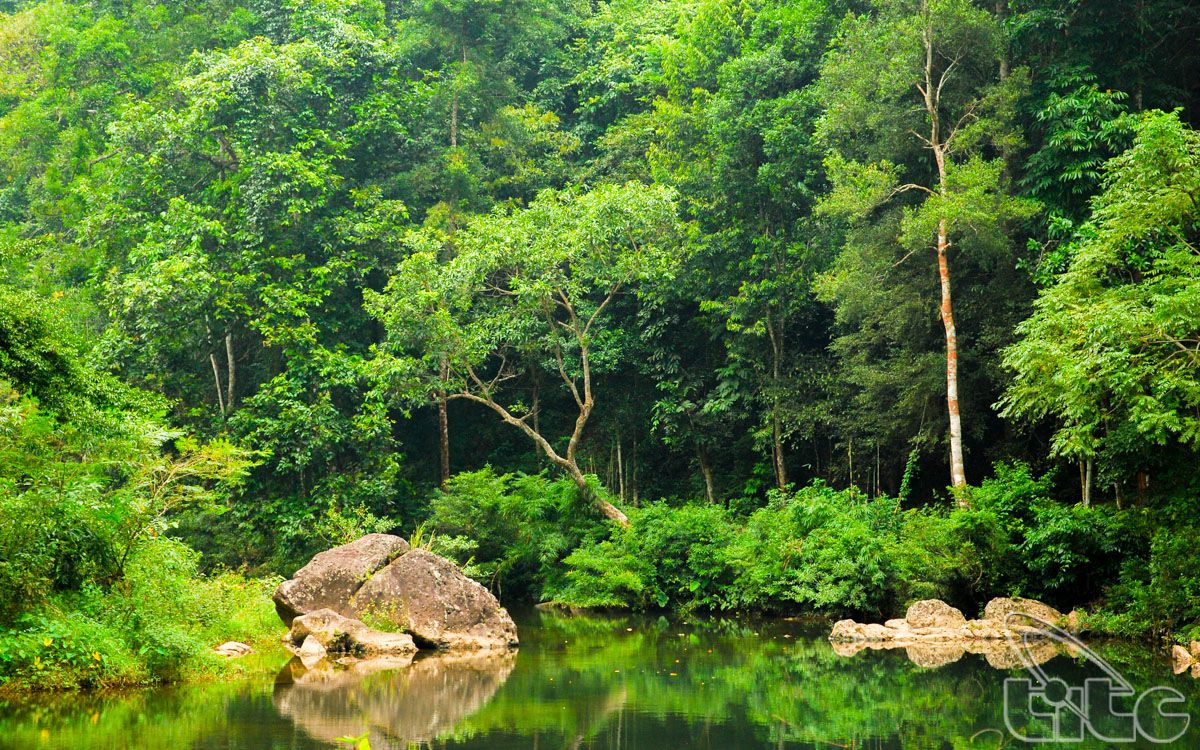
[1,0,1198,689]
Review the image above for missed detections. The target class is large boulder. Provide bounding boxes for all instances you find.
[273,534,409,626]
[982,597,1063,628]
[352,549,519,650]
[905,599,967,629]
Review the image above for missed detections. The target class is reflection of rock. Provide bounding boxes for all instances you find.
[829,632,1067,669]
[273,650,516,748]
[983,639,1064,670]
[905,643,966,669]
[830,598,1079,669]
[274,536,518,651]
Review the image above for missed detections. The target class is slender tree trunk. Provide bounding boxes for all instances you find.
[875,442,881,497]
[995,0,1009,80]
[848,438,854,489]
[697,446,716,504]
[766,314,787,490]
[224,332,236,410]
[1080,459,1093,506]
[922,9,968,499]
[631,435,639,506]
[438,356,450,488]
[938,218,968,494]
[616,436,626,502]
[210,351,225,418]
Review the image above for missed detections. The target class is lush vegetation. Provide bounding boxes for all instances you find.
[1,0,1198,688]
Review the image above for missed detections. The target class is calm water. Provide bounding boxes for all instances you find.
[1,609,1197,749]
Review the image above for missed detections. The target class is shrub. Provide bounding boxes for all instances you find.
[427,468,610,599]
[724,484,902,616]
[961,463,1132,607]
[552,503,737,611]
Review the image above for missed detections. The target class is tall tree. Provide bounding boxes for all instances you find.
[817,0,1034,495]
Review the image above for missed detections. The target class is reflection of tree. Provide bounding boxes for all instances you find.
[439,611,1198,750]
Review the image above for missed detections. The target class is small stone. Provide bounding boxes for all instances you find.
[298,635,327,669]
[214,641,253,657]
[829,620,863,642]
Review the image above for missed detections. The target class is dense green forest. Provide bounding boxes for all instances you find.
[1,0,1198,689]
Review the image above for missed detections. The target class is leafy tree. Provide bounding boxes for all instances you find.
[1002,110,1200,503]
[369,183,685,524]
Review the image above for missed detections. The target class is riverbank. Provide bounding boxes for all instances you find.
[0,549,282,693]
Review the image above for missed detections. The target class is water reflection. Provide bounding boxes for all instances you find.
[0,610,1196,749]
[829,633,1073,669]
[274,650,516,748]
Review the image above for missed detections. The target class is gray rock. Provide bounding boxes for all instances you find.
[982,597,1063,628]
[287,608,417,658]
[352,549,519,650]
[905,599,967,629]
[273,534,409,626]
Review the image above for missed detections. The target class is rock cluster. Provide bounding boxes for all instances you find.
[1171,642,1200,677]
[273,534,518,661]
[829,597,1079,669]
[831,597,1075,644]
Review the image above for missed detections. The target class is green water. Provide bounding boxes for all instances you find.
[1,610,1197,749]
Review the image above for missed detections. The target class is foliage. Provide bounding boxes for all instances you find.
[546,465,1153,625]
[426,468,610,598]
[1002,110,1200,482]
[0,538,281,690]
[0,288,267,690]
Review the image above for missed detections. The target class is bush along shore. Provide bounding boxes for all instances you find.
[422,467,1200,646]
